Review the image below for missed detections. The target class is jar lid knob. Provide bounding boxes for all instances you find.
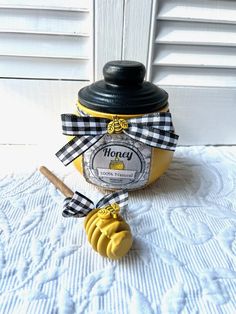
[103,60,145,86]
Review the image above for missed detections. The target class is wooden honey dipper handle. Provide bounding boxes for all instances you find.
[39,166,73,198]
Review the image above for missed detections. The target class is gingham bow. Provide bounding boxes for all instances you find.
[56,112,179,166]
[63,190,128,218]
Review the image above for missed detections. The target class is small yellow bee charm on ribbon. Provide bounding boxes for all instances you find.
[107,116,129,134]
[98,203,120,219]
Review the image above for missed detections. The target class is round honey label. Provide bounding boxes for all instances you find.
[83,134,151,189]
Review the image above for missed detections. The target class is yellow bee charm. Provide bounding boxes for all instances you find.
[84,202,132,259]
[107,116,129,134]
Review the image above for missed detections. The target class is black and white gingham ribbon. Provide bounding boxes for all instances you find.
[63,190,128,218]
[56,111,179,166]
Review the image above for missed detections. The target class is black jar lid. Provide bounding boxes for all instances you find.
[78,60,168,114]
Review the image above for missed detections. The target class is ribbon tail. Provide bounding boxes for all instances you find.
[56,134,104,166]
[96,190,128,210]
[124,127,179,151]
[63,191,94,218]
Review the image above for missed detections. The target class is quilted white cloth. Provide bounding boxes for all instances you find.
[0,146,236,314]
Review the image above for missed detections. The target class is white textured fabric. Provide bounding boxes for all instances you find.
[0,146,236,314]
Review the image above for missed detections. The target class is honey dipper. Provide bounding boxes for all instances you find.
[39,166,133,259]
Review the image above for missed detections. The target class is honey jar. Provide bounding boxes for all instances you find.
[56,61,179,190]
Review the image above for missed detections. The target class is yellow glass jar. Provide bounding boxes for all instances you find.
[58,61,178,190]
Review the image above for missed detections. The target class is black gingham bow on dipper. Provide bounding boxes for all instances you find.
[63,190,128,218]
[56,112,179,166]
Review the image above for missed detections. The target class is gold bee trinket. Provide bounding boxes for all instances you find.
[107,116,129,134]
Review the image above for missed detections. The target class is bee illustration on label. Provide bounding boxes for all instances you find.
[109,157,125,170]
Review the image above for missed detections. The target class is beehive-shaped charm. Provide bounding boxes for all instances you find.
[84,203,132,259]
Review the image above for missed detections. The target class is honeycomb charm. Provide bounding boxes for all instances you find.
[84,203,132,259]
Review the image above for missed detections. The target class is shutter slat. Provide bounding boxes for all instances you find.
[0,30,89,37]
[154,45,236,69]
[0,9,90,35]
[0,5,89,12]
[158,0,236,24]
[156,21,236,47]
[0,54,89,60]
[0,0,89,11]
[0,33,89,59]
[152,66,236,88]
[0,56,89,80]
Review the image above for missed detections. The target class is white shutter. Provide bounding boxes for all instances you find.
[147,0,236,144]
[150,0,236,87]
[0,0,92,80]
[0,0,93,145]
